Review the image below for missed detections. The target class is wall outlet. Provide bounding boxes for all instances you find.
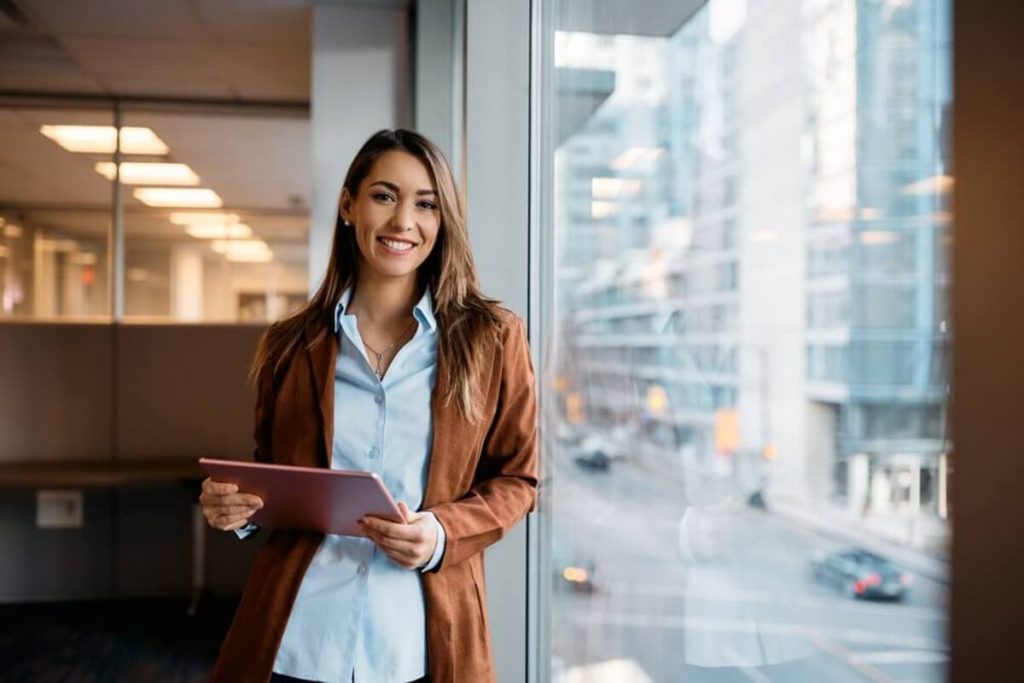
[36,489,84,529]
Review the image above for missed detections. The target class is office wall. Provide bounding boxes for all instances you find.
[309,1,412,291]
[0,324,113,463]
[465,2,533,681]
[0,323,265,601]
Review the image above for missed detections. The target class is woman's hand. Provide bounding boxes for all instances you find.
[199,477,263,531]
[360,502,438,570]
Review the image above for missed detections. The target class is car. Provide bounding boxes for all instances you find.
[573,448,611,471]
[810,548,912,601]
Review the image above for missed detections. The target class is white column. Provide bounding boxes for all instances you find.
[310,2,411,293]
[170,244,203,321]
[466,2,531,681]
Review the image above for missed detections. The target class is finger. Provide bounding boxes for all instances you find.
[215,503,261,516]
[222,517,254,532]
[361,516,419,541]
[203,478,239,495]
[398,501,422,523]
[374,543,419,569]
[365,531,417,555]
[214,509,257,528]
[201,493,262,509]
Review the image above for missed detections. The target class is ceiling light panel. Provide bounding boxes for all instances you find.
[94,162,199,185]
[39,125,170,155]
[134,188,223,208]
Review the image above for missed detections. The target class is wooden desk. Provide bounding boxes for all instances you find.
[0,458,211,615]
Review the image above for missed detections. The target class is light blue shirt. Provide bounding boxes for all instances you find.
[269,285,446,683]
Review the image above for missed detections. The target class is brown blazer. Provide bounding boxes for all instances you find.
[210,308,539,683]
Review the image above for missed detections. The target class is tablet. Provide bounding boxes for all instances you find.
[199,457,404,536]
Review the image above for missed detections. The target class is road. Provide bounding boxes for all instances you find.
[548,451,948,682]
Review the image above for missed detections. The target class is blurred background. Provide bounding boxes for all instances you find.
[1,1,1022,682]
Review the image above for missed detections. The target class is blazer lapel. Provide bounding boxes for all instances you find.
[305,322,338,468]
[423,341,489,509]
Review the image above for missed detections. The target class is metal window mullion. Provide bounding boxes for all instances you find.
[111,102,125,322]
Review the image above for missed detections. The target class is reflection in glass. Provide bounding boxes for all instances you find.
[541,1,951,681]
[0,108,114,318]
[123,110,309,322]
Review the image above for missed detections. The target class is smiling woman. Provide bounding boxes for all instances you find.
[200,129,539,683]
[340,150,441,277]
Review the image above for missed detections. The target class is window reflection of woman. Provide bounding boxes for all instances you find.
[200,129,539,683]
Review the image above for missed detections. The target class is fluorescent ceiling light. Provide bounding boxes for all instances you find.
[168,212,240,226]
[226,250,274,263]
[94,162,199,185]
[186,223,252,239]
[211,239,273,262]
[134,187,222,208]
[39,125,169,155]
[901,174,953,196]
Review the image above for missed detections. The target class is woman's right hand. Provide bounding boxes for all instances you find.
[200,477,264,531]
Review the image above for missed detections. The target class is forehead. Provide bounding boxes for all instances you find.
[364,150,435,190]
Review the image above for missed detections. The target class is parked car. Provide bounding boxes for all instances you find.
[573,447,611,471]
[810,548,912,600]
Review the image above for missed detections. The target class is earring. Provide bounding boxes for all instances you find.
[343,220,351,227]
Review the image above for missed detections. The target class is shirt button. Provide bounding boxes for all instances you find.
[375,393,384,404]
[369,447,380,459]
[357,563,367,575]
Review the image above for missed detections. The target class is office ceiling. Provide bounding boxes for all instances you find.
[0,0,313,251]
[0,0,312,100]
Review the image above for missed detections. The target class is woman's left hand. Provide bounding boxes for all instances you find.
[360,502,438,570]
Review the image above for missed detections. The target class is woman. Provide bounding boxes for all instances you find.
[199,129,538,683]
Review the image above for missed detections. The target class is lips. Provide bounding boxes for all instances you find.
[377,236,418,255]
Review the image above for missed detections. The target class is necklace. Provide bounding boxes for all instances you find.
[362,317,417,379]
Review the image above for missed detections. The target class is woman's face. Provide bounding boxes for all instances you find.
[340,150,441,284]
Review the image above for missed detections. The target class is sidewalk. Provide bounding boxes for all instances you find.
[766,494,951,584]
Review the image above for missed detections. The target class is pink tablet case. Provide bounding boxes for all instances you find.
[199,457,404,536]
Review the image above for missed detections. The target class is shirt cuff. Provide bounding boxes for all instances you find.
[419,512,446,572]
[233,522,261,540]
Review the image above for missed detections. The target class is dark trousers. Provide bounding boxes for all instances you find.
[270,674,429,683]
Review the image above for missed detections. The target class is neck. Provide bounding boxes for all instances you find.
[349,272,421,327]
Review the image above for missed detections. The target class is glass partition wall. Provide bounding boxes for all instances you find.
[0,100,309,323]
[535,0,952,681]
[0,106,115,318]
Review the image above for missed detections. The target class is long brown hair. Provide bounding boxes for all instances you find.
[250,129,503,423]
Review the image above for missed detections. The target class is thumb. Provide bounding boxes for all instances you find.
[398,501,422,523]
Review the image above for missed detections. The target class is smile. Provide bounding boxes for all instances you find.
[377,236,417,255]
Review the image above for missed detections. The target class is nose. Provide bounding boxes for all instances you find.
[392,199,416,231]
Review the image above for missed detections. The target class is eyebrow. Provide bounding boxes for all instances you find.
[369,180,437,197]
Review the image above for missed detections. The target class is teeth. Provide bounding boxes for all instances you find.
[381,238,413,251]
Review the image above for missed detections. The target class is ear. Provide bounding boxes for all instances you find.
[339,187,354,225]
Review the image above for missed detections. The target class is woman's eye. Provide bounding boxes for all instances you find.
[419,201,438,210]
[374,193,395,203]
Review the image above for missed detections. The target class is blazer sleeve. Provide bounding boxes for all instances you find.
[429,314,540,571]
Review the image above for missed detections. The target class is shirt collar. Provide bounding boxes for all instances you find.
[334,285,437,334]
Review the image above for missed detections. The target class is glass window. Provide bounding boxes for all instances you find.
[0,104,309,324]
[538,1,951,681]
[122,109,309,322]
[0,107,114,319]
